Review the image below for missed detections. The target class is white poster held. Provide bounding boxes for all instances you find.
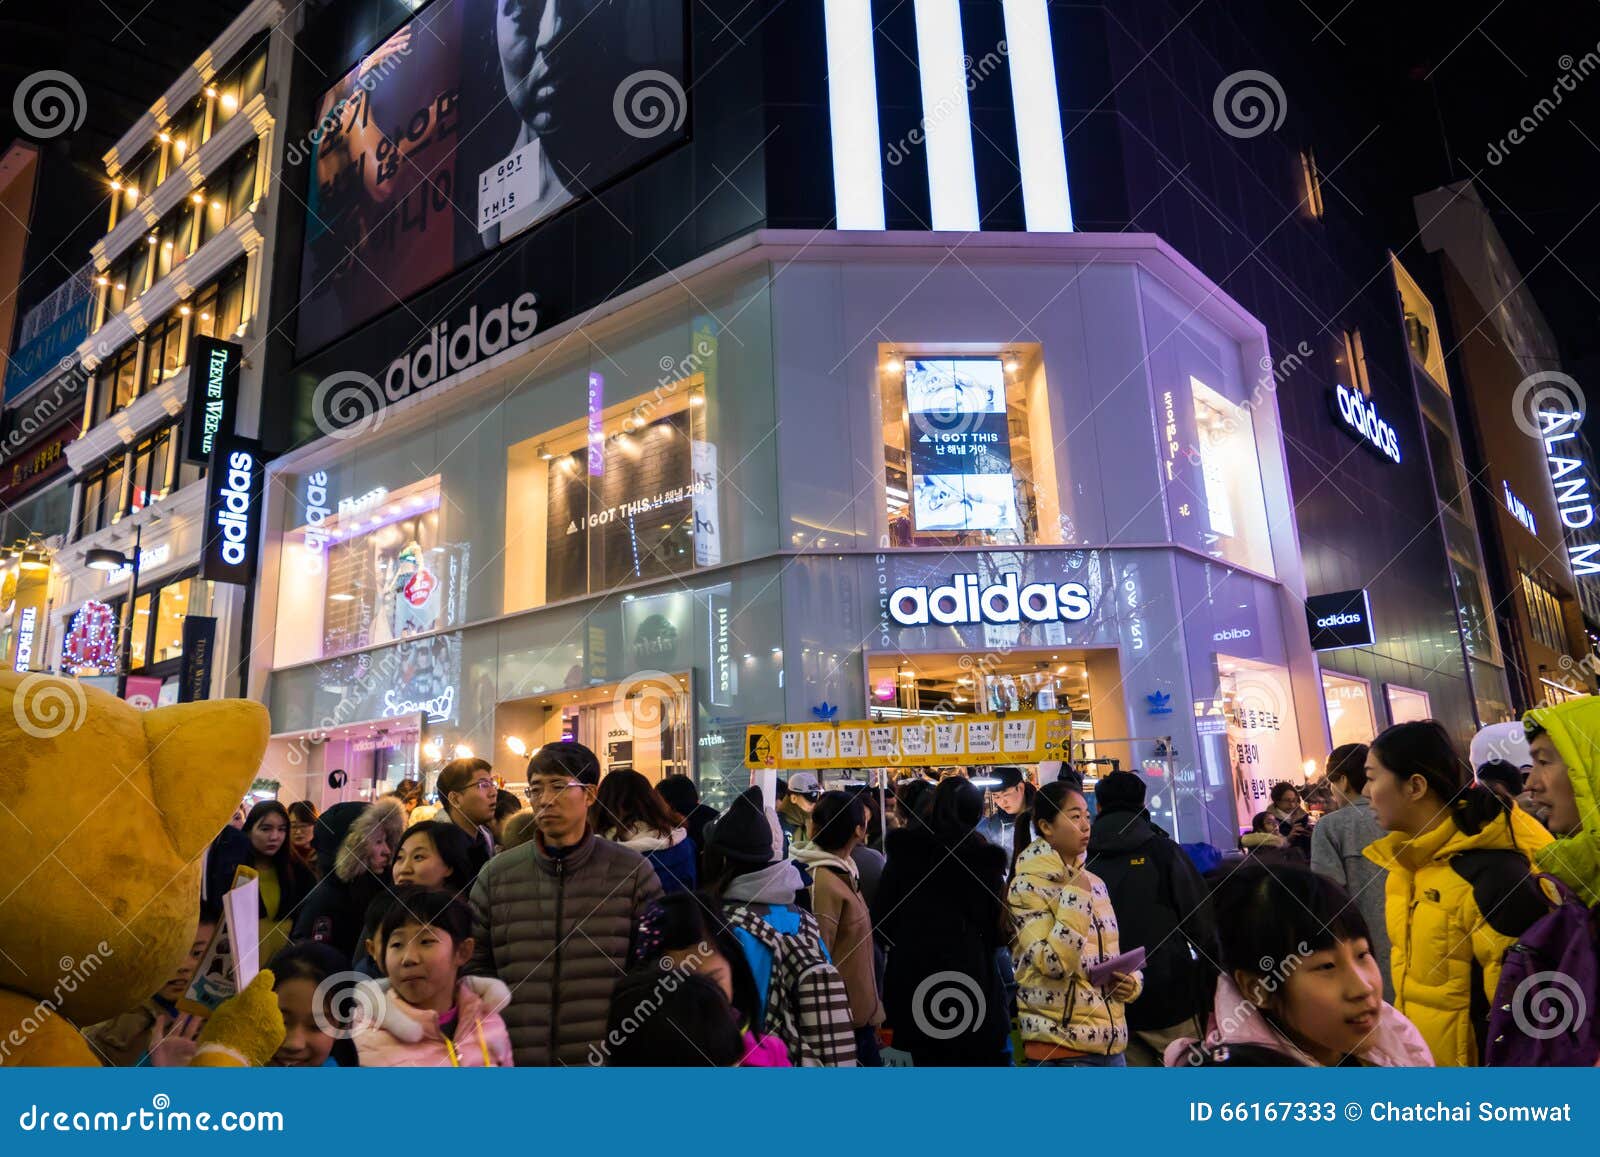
[224,877,260,988]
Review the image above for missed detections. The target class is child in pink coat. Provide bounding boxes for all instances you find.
[353,888,513,1067]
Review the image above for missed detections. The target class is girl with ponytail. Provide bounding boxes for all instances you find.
[1008,778,1142,1066]
[1361,720,1554,1066]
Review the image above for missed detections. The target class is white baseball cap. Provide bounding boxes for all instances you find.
[1469,722,1531,770]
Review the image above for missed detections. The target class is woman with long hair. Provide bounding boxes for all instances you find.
[1362,720,1553,1066]
[209,801,315,960]
[1009,779,1140,1066]
[287,800,320,879]
[592,769,697,893]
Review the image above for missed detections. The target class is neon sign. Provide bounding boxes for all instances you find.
[1539,408,1600,577]
[888,572,1091,627]
[1330,384,1401,464]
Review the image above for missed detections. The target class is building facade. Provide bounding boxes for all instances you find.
[237,0,1381,848]
[47,0,293,703]
[1414,181,1600,710]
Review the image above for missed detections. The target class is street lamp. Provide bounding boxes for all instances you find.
[85,522,143,696]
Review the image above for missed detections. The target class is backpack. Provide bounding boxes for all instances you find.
[1484,872,1600,1067]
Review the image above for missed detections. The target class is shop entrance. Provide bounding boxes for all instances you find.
[863,647,1130,766]
[494,673,692,791]
[266,716,424,809]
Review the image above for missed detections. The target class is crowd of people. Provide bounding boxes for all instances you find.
[78,696,1600,1068]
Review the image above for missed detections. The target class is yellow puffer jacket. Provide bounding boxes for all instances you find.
[1008,839,1143,1055]
[1523,697,1600,905]
[1364,807,1551,1066]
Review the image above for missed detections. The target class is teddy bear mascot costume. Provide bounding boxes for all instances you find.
[0,670,285,1066]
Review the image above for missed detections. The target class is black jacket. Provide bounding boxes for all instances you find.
[290,799,403,961]
[871,827,1011,1064]
[1085,808,1218,1032]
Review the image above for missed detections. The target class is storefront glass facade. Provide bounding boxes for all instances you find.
[259,241,1325,843]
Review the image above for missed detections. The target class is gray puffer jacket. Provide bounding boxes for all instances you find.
[468,830,662,1066]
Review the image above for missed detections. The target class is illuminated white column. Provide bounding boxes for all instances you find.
[914,0,980,231]
[1002,0,1074,231]
[824,0,886,230]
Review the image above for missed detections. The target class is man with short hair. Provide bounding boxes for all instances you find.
[776,772,821,853]
[1524,703,1600,904]
[1309,743,1392,1000]
[656,773,718,878]
[1085,770,1218,1066]
[435,756,499,872]
[975,766,1032,861]
[467,741,662,1065]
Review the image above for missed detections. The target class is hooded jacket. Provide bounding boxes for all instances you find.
[720,860,858,1066]
[790,843,884,1030]
[1363,806,1552,1066]
[1164,974,1433,1067]
[467,829,662,1066]
[872,827,1012,1064]
[1009,838,1143,1056]
[291,799,405,959]
[353,976,514,1067]
[1085,808,1217,1032]
[1523,698,1600,905]
[603,824,698,895]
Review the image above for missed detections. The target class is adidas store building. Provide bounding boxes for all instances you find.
[249,0,1328,845]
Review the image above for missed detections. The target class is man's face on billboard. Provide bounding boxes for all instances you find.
[497,0,562,135]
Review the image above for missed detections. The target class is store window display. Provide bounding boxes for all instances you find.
[878,347,1060,549]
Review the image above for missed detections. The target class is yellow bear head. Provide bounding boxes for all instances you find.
[0,671,268,1026]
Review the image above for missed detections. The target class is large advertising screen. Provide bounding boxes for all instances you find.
[296,0,687,354]
[905,358,1017,533]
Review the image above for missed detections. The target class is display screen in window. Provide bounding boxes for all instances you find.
[545,411,704,600]
[905,359,1017,533]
